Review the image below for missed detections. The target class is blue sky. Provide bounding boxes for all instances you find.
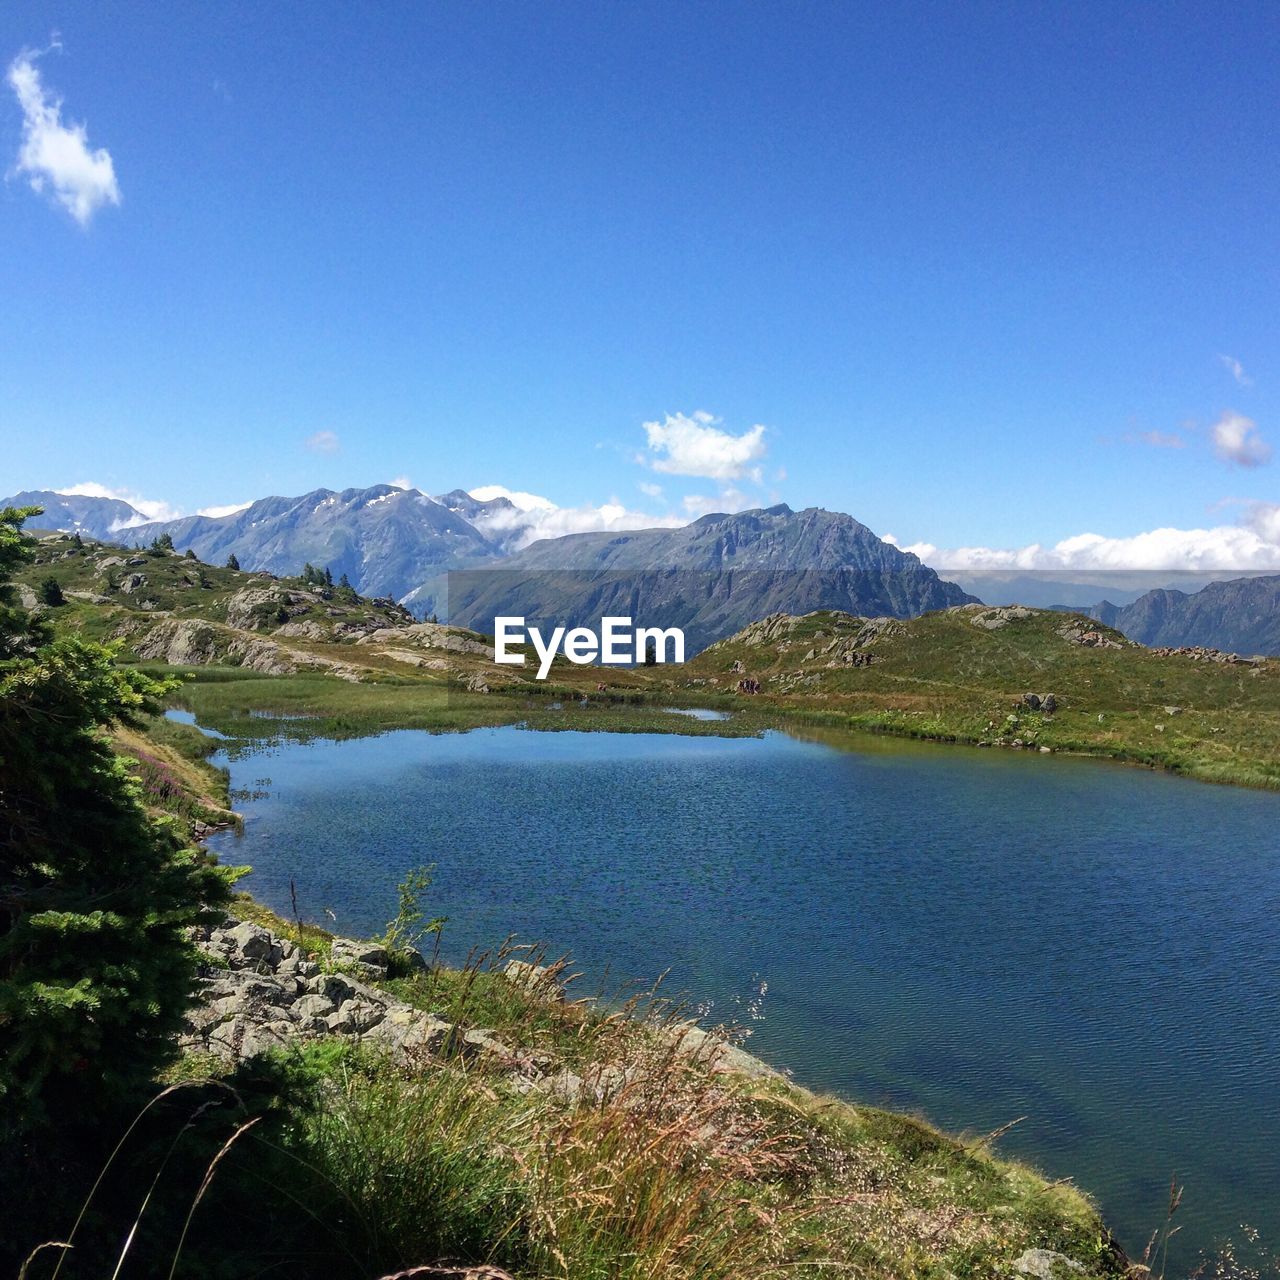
[1,2,1277,570]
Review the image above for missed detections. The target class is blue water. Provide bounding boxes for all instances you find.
[205,724,1280,1266]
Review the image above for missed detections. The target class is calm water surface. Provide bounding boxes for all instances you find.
[205,724,1280,1265]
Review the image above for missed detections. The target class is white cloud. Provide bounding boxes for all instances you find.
[637,480,664,500]
[468,484,557,512]
[197,501,251,519]
[905,504,1280,574]
[55,481,182,525]
[305,430,340,454]
[7,45,120,226]
[1219,354,1252,387]
[641,411,767,482]
[465,485,685,547]
[387,475,413,491]
[1211,412,1271,468]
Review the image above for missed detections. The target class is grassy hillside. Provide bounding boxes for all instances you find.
[677,606,1280,788]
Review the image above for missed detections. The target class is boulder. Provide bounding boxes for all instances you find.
[227,921,277,965]
[331,938,390,971]
[1010,1248,1084,1279]
[330,998,386,1034]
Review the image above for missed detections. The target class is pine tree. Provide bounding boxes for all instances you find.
[323,566,333,588]
[184,548,198,560]
[70,532,83,550]
[338,572,352,590]
[37,576,64,607]
[0,507,232,1142]
[150,533,175,554]
[225,552,240,571]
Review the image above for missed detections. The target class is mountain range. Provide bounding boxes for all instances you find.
[1089,575,1280,656]
[447,504,976,651]
[3,486,974,646]
[5,484,1279,653]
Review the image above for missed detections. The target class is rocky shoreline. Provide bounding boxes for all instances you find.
[183,913,778,1096]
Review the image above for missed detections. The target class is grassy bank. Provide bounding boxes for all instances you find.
[147,897,1128,1280]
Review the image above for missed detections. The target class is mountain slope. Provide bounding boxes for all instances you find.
[448,504,977,650]
[1091,574,1280,655]
[3,488,147,540]
[126,486,502,612]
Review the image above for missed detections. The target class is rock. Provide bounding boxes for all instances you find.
[313,971,387,1010]
[1022,692,1042,711]
[504,959,565,999]
[119,572,148,594]
[227,921,276,964]
[331,938,390,969]
[461,1029,516,1062]
[1163,705,1183,716]
[364,1007,452,1055]
[392,946,429,974]
[331,998,386,1034]
[666,1022,782,1081]
[274,619,329,640]
[536,1067,586,1103]
[294,993,336,1021]
[1010,1248,1084,1279]
[1041,693,1057,714]
[969,605,1037,631]
[224,586,308,631]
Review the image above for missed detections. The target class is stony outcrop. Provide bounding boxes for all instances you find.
[183,917,455,1063]
[181,915,779,1095]
[133,619,301,675]
[356,622,491,655]
[1011,1248,1085,1279]
[1148,644,1264,666]
[959,604,1038,630]
[224,586,320,631]
[130,618,367,682]
[1058,621,1126,649]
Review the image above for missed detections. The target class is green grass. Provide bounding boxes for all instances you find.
[162,665,771,745]
[677,607,1280,790]
[60,940,1125,1280]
